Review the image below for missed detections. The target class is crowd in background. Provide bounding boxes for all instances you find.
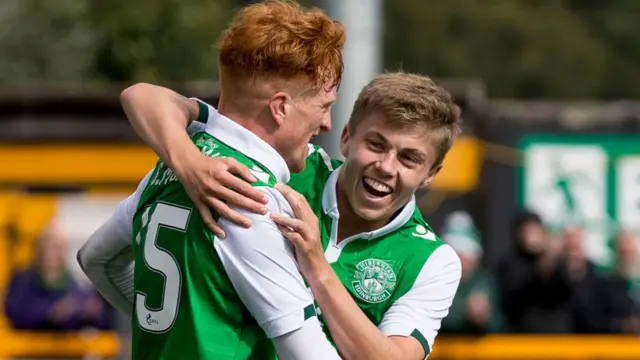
[2,209,638,335]
[441,210,640,335]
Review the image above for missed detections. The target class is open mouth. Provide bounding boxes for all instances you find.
[362,176,393,198]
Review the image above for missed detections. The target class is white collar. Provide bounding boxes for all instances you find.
[321,165,416,240]
[205,108,290,183]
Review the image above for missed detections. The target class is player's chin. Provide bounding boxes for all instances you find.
[291,155,307,173]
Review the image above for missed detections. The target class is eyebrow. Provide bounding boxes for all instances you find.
[402,148,428,162]
[366,131,387,142]
[367,131,428,160]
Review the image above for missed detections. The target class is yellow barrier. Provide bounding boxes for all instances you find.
[431,335,640,360]
[0,137,483,191]
[0,330,120,358]
[431,136,483,192]
[0,144,157,185]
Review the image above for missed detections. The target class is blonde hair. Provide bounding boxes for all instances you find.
[217,0,345,90]
[348,72,462,167]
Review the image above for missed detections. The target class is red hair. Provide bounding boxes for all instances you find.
[218,0,345,89]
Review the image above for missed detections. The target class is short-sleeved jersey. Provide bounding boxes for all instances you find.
[288,145,461,357]
[131,131,278,359]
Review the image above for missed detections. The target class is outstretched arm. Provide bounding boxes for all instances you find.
[120,84,269,238]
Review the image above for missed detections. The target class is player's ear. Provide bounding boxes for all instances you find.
[269,92,291,127]
[339,125,350,157]
[420,164,442,188]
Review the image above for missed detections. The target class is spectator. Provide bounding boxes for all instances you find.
[440,211,504,334]
[591,230,640,334]
[498,211,573,333]
[564,227,609,333]
[4,221,113,331]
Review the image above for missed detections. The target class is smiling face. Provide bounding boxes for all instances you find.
[338,112,441,223]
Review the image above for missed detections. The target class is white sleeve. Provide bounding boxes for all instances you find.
[214,187,328,342]
[191,98,216,124]
[187,120,206,134]
[272,317,341,360]
[378,245,461,358]
[77,170,153,316]
[110,170,153,240]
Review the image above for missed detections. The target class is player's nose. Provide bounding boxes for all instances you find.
[320,112,332,132]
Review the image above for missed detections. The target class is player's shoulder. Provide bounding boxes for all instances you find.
[393,209,445,252]
[256,187,295,218]
[288,144,340,198]
[191,131,277,188]
[305,144,343,172]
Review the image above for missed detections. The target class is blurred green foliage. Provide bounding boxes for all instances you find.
[2,0,640,98]
[386,0,640,99]
[0,0,233,83]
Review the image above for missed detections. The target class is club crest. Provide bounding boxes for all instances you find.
[352,258,397,303]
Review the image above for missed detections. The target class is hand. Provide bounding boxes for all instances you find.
[270,183,328,280]
[82,293,105,320]
[48,295,79,324]
[172,151,270,238]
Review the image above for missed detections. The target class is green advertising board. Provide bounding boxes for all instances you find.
[519,135,640,268]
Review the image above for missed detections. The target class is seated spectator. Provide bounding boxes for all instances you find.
[4,221,113,331]
[440,211,504,334]
[498,211,573,333]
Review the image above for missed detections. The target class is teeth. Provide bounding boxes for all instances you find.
[364,176,392,193]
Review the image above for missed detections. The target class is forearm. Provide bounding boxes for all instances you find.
[272,317,341,360]
[309,265,405,360]
[77,216,135,316]
[120,83,200,170]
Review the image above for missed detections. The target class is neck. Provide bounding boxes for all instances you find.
[335,176,389,242]
[217,98,279,150]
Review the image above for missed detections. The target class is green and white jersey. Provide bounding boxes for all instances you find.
[289,146,462,358]
[90,101,459,359]
[118,103,320,359]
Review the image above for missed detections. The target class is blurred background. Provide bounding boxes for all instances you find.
[1,0,640,359]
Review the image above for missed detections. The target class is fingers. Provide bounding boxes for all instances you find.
[218,172,269,208]
[224,157,258,184]
[276,224,304,248]
[270,213,304,233]
[274,183,312,218]
[196,203,226,239]
[208,197,253,229]
[274,182,298,199]
[213,185,267,216]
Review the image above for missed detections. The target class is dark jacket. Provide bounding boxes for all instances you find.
[499,212,573,333]
[4,268,113,331]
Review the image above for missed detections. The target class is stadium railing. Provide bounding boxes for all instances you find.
[432,335,640,360]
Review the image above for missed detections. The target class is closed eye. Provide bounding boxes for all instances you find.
[399,152,425,167]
